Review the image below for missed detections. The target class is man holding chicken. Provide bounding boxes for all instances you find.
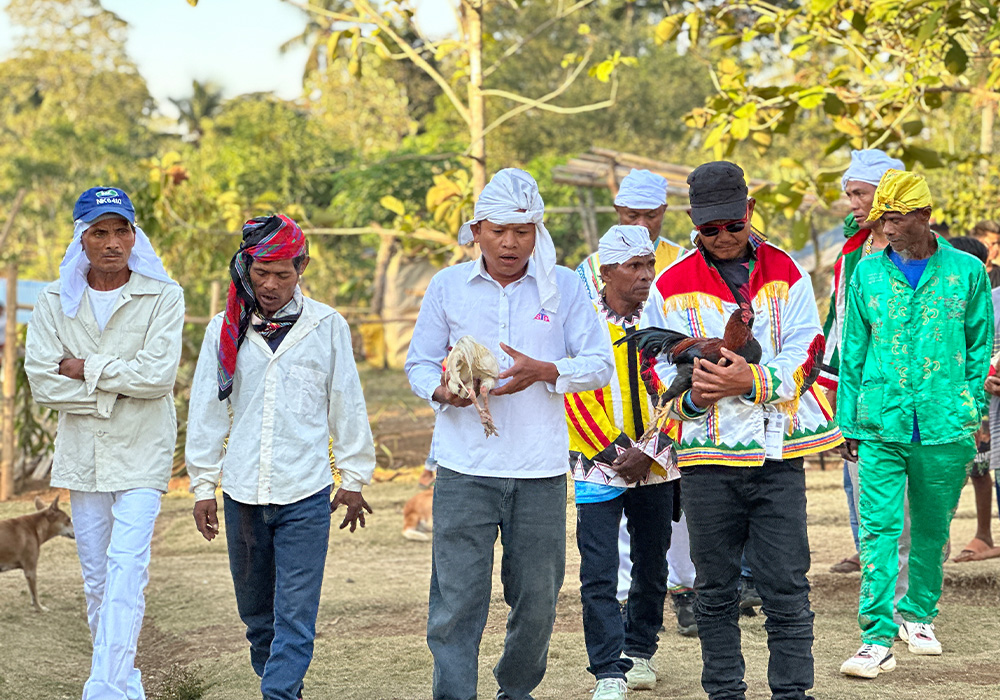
[405,168,613,700]
[642,161,841,700]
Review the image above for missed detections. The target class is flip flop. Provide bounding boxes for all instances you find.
[953,537,994,563]
[829,557,861,574]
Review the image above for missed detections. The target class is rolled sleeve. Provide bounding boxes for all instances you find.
[185,317,229,502]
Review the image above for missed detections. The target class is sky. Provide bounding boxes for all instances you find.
[0,0,458,114]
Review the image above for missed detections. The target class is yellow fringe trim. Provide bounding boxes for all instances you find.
[753,280,789,307]
[662,293,725,316]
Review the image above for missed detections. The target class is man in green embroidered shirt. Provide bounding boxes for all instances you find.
[838,170,993,679]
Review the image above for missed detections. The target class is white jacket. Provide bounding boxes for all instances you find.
[25,274,185,492]
[644,238,842,467]
[185,297,376,505]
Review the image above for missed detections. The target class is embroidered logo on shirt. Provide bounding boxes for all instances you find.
[533,311,551,322]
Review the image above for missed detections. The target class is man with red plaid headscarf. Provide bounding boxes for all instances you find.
[185,214,376,700]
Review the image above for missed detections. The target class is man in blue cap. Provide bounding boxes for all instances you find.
[25,187,183,700]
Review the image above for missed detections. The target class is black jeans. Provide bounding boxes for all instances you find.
[681,460,814,700]
[576,481,674,680]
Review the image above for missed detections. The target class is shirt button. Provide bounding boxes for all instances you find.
[501,323,507,328]
[97,430,106,437]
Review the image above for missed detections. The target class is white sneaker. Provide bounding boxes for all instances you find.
[840,643,897,678]
[899,621,943,655]
[591,677,628,700]
[624,656,656,690]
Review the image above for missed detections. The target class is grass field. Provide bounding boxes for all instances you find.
[1,370,999,699]
[1,467,999,700]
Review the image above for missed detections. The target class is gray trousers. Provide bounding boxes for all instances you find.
[848,459,910,622]
[428,467,567,700]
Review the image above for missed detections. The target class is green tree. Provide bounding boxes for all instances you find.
[655,0,1000,238]
[168,79,224,145]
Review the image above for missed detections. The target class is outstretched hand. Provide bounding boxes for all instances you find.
[490,343,558,396]
[331,488,373,533]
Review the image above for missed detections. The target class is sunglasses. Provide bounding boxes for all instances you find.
[696,217,748,237]
[696,203,751,237]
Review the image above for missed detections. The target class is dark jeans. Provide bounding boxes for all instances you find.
[577,481,674,680]
[223,487,331,700]
[681,460,814,700]
[428,467,567,700]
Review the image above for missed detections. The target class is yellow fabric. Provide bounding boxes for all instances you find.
[654,238,683,271]
[565,316,669,478]
[866,169,933,221]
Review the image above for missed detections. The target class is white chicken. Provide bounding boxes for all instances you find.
[445,335,500,438]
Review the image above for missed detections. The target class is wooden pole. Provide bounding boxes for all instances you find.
[464,0,487,197]
[1,263,18,501]
[208,280,221,318]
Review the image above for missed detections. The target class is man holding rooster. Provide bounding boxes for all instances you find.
[638,161,841,700]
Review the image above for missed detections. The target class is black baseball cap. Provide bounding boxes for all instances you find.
[687,161,749,226]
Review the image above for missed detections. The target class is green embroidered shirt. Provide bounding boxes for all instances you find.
[838,243,993,444]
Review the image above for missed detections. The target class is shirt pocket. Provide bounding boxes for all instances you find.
[855,384,884,432]
[286,365,328,420]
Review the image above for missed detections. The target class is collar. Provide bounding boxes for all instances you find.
[597,293,642,327]
[466,256,537,285]
[251,286,303,323]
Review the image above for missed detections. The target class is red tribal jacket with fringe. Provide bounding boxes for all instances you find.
[642,233,843,467]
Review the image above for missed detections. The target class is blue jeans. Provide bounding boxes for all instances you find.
[681,460,814,700]
[577,482,674,680]
[843,460,860,550]
[224,487,331,700]
[428,467,566,700]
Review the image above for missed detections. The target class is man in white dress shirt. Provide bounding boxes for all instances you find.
[186,214,376,700]
[405,168,614,700]
[25,186,184,700]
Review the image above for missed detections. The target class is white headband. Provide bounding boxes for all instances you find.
[458,168,560,312]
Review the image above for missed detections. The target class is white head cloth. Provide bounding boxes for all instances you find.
[614,169,668,210]
[598,225,655,266]
[58,216,178,318]
[841,149,905,191]
[458,168,560,312]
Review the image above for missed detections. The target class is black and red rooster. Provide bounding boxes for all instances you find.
[617,302,825,440]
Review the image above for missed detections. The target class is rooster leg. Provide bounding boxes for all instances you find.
[478,389,499,437]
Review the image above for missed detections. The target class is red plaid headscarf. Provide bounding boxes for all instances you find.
[217,214,306,399]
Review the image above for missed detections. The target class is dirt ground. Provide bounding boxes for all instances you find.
[1,369,999,699]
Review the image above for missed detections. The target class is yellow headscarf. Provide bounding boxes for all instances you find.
[866,169,933,222]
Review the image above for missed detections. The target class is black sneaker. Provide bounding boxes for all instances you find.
[739,577,762,616]
[671,590,699,637]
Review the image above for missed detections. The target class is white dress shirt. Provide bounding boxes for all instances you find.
[405,259,614,478]
[185,295,376,505]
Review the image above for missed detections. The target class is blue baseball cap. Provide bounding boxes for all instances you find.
[73,187,136,224]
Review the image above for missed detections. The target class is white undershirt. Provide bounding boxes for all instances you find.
[87,285,123,332]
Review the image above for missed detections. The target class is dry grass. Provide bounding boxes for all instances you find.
[0,466,998,700]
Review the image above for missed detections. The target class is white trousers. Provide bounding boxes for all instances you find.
[617,510,696,600]
[71,489,161,700]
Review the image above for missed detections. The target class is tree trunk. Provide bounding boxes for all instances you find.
[465,0,487,197]
[1,263,17,501]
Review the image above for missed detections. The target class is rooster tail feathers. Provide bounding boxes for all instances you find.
[616,327,693,359]
[797,333,827,395]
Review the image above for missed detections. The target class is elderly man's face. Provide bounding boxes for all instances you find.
[844,181,878,230]
[600,254,656,309]
[250,257,308,317]
[615,205,666,240]
[472,220,536,284]
[81,216,135,276]
[882,208,933,255]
